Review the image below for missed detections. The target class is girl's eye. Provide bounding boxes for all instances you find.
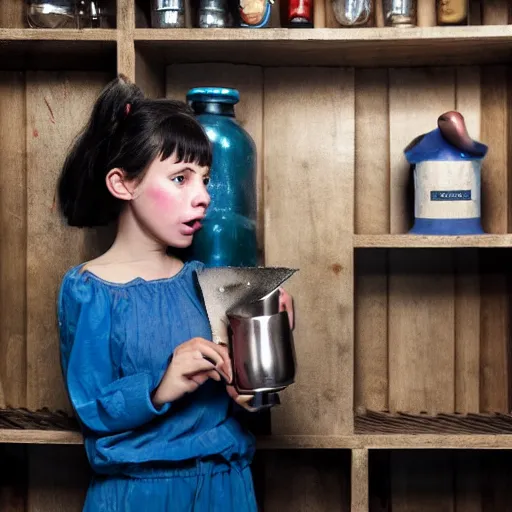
[203,177,210,186]
[172,175,185,184]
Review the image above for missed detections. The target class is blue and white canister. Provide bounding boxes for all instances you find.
[404,122,488,235]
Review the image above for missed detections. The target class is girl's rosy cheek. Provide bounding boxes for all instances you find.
[147,185,176,212]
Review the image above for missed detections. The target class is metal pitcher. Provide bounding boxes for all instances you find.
[195,266,298,410]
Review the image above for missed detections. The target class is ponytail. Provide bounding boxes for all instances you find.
[57,74,211,228]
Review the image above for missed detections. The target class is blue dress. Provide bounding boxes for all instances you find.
[57,260,257,512]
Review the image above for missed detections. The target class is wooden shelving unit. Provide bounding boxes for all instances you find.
[354,234,512,248]
[1,0,512,510]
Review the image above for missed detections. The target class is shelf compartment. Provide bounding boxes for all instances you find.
[0,29,117,70]
[256,450,351,510]
[369,450,512,511]
[354,234,512,248]
[355,248,512,424]
[354,61,512,238]
[135,26,512,67]
[0,444,89,511]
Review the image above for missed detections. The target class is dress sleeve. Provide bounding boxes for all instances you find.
[58,270,171,435]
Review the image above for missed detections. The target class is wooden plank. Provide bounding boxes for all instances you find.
[263,450,350,511]
[166,64,265,263]
[391,451,454,512]
[468,0,481,25]
[388,249,455,414]
[0,72,26,409]
[135,46,165,98]
[133,26,512,68]
[26,72,111,412]
[0,430,83,444]
[354,68,389,415]
[27,445,89,512]
[479,67,510,413]
[482,1,510,25]
[313,0,326,28]
[351,449,369,512]
[355,250,388,413]
[355,68,389,235]
[454,67,481,414]
[389,67,456,234]
[263,67,354,435]
[257,433,512,450]
[454,249,480,413]
[388,68,456,415]
[354,234,512,248]
[0,0,24,28]
[480,250,509,413]
[10,429,512,450]
[481,66,508,234]
[418,0,437,27]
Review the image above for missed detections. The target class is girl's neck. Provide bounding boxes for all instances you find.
[105,207,180,273]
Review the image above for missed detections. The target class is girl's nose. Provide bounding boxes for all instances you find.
[192,183,210,209]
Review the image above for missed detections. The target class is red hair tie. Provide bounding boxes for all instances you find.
[125,103,131,116]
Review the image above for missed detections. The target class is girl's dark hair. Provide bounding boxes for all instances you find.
[58,74,212,227]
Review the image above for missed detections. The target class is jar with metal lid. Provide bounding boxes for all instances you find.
[187,87,258,268]
[383,0,417,26]
[26,0,75,28]
[331,0,373,26]
[151,0,186,28]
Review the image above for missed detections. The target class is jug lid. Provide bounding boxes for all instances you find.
[405,127,487,164]
[186,87,240,105]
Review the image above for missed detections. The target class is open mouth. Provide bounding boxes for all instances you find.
[183,218,203,232]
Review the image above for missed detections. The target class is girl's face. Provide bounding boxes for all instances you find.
[129,153,211,248]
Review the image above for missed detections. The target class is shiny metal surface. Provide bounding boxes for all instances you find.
[383,0,416,26]
[228,311,296,394]
[151,0,185,28]
[195,266,297,347]
[198,0,230,27]
[26,1,75,28]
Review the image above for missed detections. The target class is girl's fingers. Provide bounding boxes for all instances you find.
[279,287,295,330]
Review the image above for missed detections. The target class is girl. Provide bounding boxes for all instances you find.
[57,75,294,511]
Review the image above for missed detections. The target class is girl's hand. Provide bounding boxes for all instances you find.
[226,385,258,412]
[279,287,295,330]
[152,337,232,407]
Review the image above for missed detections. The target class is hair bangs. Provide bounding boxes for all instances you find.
[158,114,212,168]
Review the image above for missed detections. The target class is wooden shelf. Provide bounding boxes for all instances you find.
[134,26,512,67]
[0,429,83,445]
[354,234,512,248]
[5,429,512,450]
[257,435,512,450]
[0,29,117,70]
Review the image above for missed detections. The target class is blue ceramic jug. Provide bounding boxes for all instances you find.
[187,87,258,267]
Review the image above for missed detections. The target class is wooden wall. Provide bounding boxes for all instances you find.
[1,13,512,511]
[354,66,512,417]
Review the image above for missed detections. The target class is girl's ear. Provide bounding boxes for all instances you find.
[106,168,136,201]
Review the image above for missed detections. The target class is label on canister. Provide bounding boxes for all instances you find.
[414,160,481,219]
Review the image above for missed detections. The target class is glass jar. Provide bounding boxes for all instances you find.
[78,0,116,27]
[198,0,231,27]
[151,0,186,28]
[187,87,258,268]
[280,0,314,27]
[383,0,417,26]
[331,0,373,26]
[26,0,75,28]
